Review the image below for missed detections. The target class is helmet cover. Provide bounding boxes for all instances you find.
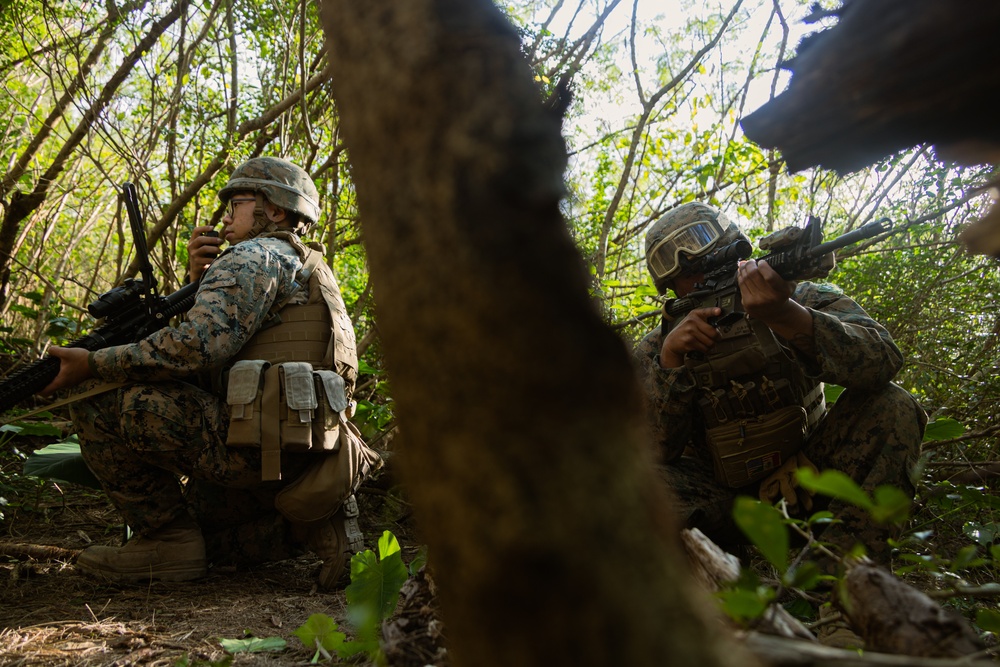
[219,157,321,224]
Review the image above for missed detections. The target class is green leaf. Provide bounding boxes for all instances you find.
[963,522,997,547]
[823,384,845,404]
[345,530,409,626]
[293,613,346,653]
[870,486,912,524]
[807,510,836,526]
[950,545,985,572]
[408,545,429,576]
[7,421,63,437]
[977,609,1000,634]
[785,561,823,591]
[23,439,102,489]
[923,418,965,441]
[717,586,773,622]
[796,468,873,511]
[783,598,816,622]
[733,497,789,573]
[218,636,286,653]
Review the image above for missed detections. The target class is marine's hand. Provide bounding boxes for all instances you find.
[188,225,222,283]
[738,259,796,322]
[738,259,816,351]
[660,307,722,368]
[39,346,93,396]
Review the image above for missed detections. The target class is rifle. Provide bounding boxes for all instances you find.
[0,183,198,415]
[664,216,890,322]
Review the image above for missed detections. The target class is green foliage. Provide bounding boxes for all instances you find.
[923,418,965,441]
[294,614,347,663]
[733,496,789,573]
[217,636,286,654]
[293,530,410,663]
[345,530,409,638]
[22,436,102,489]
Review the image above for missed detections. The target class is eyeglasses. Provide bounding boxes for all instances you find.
[646,219,724,281]
[226,197,256,218]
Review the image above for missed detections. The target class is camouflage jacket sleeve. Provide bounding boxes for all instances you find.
[89,239,302,382]
[633,325,699,463]
[790,281,904,388]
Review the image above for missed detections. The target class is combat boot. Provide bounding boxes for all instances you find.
[76,514,207,582]
[815,604,864,649]
[296,494,364,590]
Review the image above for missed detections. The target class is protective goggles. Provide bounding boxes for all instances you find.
[646,219,724,281]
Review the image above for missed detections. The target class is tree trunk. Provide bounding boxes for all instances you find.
[319,1,751,666]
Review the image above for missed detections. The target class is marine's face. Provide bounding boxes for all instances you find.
[668,269,705,298]
[222,191,257,245]
[222,191,287,244]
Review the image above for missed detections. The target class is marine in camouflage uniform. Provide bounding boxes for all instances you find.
[43,157,374,585]
[634,202,925,565]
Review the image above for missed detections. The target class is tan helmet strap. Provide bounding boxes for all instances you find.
[247,192,278,240]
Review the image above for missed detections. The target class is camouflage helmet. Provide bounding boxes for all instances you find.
[218,157,321,224]
[644,202,746,291]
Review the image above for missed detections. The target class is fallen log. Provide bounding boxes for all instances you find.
[843,560,986,657]
[742,632,994,667]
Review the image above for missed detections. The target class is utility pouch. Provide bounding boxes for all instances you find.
[226,360,270,446]
[313,370,350,452]
[275,413,384,523]
[705,405,806,488]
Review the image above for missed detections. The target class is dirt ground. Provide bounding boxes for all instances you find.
[0,456,427,667]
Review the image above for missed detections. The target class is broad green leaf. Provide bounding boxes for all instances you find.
[964,522,998,547]
[733,497,789,573]
[23,440,102,489]
[796,468,873,511]
[218,636,286,653]
[293,613,345,653]
[977,609,1000,634]
[346,530,409,625]
[923,418,965,441]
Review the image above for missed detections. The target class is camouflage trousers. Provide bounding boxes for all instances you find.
[70,379,314,566]
[659,382,925,566]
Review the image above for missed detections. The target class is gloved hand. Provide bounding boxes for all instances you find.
[758,451,819,512]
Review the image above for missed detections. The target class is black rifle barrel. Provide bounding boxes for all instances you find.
[809,217,889,258]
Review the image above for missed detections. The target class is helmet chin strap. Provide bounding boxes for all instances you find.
[246,192,279,240]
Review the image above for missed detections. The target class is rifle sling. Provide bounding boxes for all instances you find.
[0,381,127,426]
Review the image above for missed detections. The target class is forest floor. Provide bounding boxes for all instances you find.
[0,434,419,667]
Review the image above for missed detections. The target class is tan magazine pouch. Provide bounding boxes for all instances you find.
[226,360,355,482]
[226,360,270,446]
[705,405,806,488]
[314,370,350,452]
